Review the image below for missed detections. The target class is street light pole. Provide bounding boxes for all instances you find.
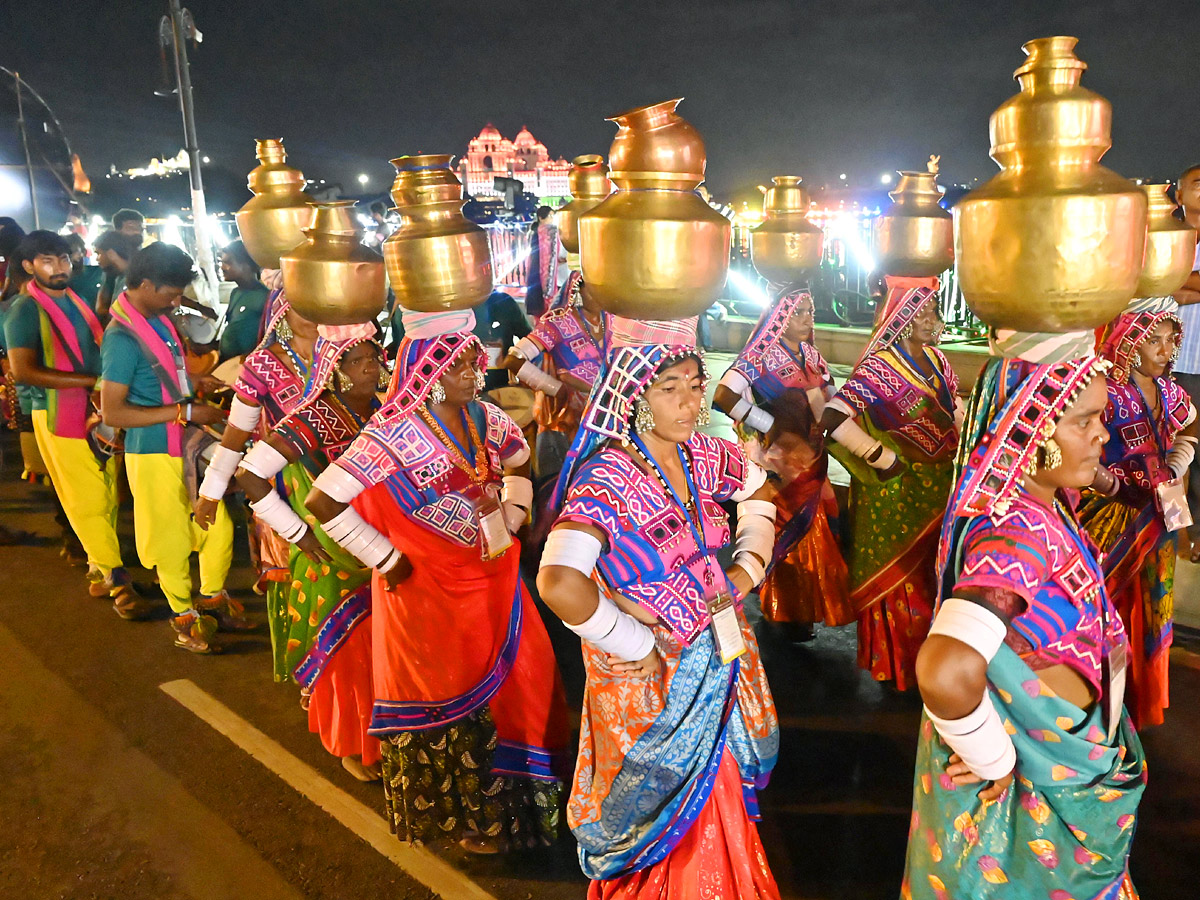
[14,72,41,229]
[162,0,218,307]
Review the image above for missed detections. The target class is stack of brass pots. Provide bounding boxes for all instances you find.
[280,201,385,325]
[235,139,317,269]
[954,37,1147,332]
[579,98,731,319]
[750,176,823,287]
[383,155,493,312]
[1136,183,1196,298]
[874,168,953,278]
[557,155,612,255]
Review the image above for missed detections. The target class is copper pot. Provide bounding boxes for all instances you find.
[1136,183,1196,297]
[579,99,730,318]
[234,139,316,269]
[751,176,823,286]
[383,154,493,312]
[954,37,1147,331]
[558,155,612,254]
[280,202,385,325]
[874,169,953,278]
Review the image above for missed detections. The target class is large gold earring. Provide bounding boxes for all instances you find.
[634,399,656,434]
[275,317,293,343]
[377,365,391,392]
[334,365,352,392]
[696,404,711,427]
[429,381,446,405]
[1041,437,1063,470]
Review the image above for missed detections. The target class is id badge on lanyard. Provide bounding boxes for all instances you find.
[1155,478,1193,532]
[472,485,512,561]
[708,592,746,664]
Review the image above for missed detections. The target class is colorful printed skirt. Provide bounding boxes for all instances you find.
[903,646,1145,900]
[570,612,780,898]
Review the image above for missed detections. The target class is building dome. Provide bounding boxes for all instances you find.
[513,126,538,147]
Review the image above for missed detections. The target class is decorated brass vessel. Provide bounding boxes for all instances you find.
[1136,183,1196,298]
[383,154,493,312]
[280,201,385,325]
[954,37,1147,331]
[579,98,731,318]
[558,155,612,255]
[750,176,823,287]
[235,139,316,269]
[874,159,954,278]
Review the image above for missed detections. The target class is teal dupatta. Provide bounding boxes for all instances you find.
[902,645,1145,900]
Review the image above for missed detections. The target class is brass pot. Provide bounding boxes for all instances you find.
[558,155,612,254]
[234,139,316,269]
[579,99,731,318]
[281,202,385,325]
[1136,183,1196,297]
[750,176,823,286]
[383,154,493,312]
[954,37,1147,331]
[874,170,953,278]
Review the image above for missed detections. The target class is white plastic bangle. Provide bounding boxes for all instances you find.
[198,445,244,501]
[732,550,767,587]
[228,396,262,433]
[513,336,543,362]
[734,513,776,566]
[240,441,289,480]
[737,499,777,522]
[743,405,774,433]
[926,694,1018,782]
[728,397,751,422]
[322,505,401,571]
[718,368,751,396]
[564,592,656,663]
[516,361,562,396]
[501,475,533,510]
[312,463,367,504]
[249,490,308,543]
[928,597,1008,663]
[540,528,603,575]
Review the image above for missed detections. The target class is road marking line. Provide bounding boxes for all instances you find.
[160,678,498,900]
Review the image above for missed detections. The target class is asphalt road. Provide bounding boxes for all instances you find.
[1,434,1198,900]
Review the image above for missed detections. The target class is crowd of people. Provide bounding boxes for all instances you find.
[0,162,1197,898]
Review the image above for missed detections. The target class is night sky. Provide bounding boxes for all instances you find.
[2,0,1196,207]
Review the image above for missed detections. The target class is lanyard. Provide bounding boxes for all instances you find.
[630,433,720,590]
[280,340,309,378]
[1130,379,1169,456]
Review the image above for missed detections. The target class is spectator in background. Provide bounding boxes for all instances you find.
[111,208,145,248]
[217,240,269,360]
[369,201,391,246]
[65,233,104,309]
[93,230,136,317]
[0,217,27,285]
[474,288,531,391]
[523,206,560,320]
[1170,163,1200,561]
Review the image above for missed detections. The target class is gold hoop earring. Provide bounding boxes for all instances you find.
[634,400,656,434]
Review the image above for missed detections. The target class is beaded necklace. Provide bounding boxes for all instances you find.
[418,404,490,486]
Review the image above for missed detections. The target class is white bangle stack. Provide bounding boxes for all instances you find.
[249,490,308,543]
[564,592,656,663]
[198,445,244,501]
[516,361,563,396]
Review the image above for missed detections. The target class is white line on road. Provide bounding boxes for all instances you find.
[160,678,498,900]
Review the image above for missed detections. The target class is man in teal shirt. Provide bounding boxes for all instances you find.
[217,240,269,360]
[66,233,104,309]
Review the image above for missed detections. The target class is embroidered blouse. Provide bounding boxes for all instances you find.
[732,337,832,406]
[834,345,959,458]
[953,492,1126,693]
[232,344,307,429]
[334,400,527,547]
[274,393,373,477]
[558,432,756,645]
[521,306,606,388]
[1101,376,1193,497]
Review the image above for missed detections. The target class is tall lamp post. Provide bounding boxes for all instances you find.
[159,1,218,307]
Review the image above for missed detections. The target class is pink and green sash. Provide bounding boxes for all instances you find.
[27,280,104,440]
[109,292,190,456]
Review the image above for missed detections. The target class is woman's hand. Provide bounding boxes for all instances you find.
[944,752,1013,801]
[193,496,221,530]
[608,646,662,679]
[381,553,414,590]
[296,527,332,565]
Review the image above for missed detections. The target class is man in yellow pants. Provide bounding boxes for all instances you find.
[100,243,246,653]
[4,231,148,617]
